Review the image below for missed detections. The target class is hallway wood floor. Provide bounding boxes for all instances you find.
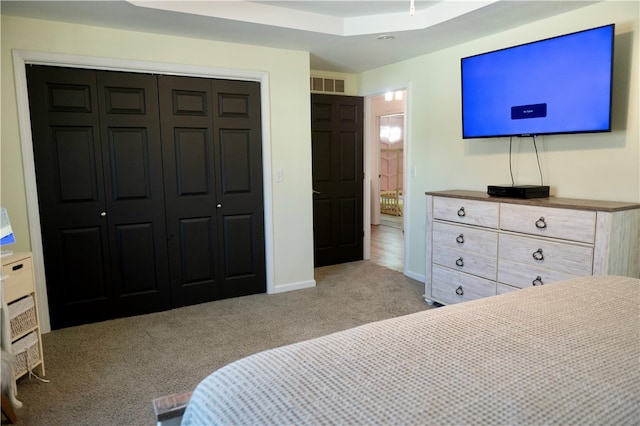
[370,221,403,272]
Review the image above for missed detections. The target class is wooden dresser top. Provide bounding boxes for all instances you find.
[425,190,640,212]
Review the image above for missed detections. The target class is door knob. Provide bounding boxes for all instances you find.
[216,204,222,208]
[100,212,107,217]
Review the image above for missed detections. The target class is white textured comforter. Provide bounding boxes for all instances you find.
[182,275,640,425]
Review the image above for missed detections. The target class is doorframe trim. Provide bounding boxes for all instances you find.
[12,49,276,332]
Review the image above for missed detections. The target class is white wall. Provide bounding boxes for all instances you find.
[1,15,317,331]
[358,1,640,282]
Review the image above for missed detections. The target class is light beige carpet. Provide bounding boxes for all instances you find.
[6,261,431,426]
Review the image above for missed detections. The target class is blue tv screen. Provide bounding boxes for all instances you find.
[461,24,614,139]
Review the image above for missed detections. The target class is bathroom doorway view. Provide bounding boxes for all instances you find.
[369,90,406,272]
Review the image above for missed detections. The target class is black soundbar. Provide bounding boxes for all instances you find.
[487,185,550,199]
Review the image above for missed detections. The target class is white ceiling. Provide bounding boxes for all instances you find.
[1,1,599,73]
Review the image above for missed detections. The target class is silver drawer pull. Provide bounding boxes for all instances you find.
[457,207,466,217]
[532,248,544,261]
[535,217,547,229]
[455,257,464,267]
[455,285,464,296]
[532,276,544,286]
[456,234,464,244]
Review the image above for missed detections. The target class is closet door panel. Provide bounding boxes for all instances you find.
[178,217,215,285]
[59,227,109,304]
[114,222,160,295]
[53,127,101,202]
[159,75,220,307]
[175,128,211,196]
[108,128,152,200]
[222,214,255,278]
[97,71,171,316]
[213,80,266,298]
[219,129,252,194]
[27,66,113,329]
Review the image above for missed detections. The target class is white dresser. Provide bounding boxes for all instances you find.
[425,190,640,305]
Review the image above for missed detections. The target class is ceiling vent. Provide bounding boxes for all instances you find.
[310,77,345,94]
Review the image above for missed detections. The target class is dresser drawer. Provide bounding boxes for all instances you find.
[432,265,496,304]
[433,197,498,228]
[500,204,596,243]
[498,234,593,276]
[432,245,497,280]
[433,222,498,253]
[497,259,576,289]
[2,257,35,303]
[497,283,518,295]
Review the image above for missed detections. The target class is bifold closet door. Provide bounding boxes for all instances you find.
[28,66,110,328]
[96,70,171,318]
[159,76,266,306]
[28,66,266,328]
[27,66,171,329]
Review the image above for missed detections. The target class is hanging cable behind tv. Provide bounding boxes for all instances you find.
[487,135,550,199]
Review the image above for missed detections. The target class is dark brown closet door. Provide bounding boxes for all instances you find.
[159,76,265,306]
[27,66,170,329]
[27,66,111,328]
[96,70,171,318]
[311,94,364,267]
[28,66,265,328]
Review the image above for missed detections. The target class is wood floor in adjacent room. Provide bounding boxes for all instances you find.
[370,214,403,272]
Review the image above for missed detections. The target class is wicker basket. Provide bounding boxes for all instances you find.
[8,295,37,339]
[11,332,41,378]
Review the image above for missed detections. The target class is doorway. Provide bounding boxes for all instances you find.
[379,113,404,221]
[368,90,406,273]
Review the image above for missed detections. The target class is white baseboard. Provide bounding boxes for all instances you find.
[269,279,316,294]
[404,269,425,283]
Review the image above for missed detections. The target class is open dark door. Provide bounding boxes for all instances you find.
[311,94,364,267]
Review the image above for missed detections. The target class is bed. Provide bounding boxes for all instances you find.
[181,275,640,425]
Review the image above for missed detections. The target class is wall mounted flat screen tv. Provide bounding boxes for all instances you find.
[461,24,615,139]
